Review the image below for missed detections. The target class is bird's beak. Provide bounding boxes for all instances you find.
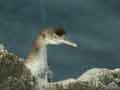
[60,36,78,47]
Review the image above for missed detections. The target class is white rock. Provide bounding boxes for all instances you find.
[78,68,114,87]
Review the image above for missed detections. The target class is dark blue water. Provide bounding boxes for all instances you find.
[0,0,120,80]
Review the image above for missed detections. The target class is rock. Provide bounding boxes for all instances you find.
[0,49,120,90]
[78,68,114,87]
[49,68,120,90]
[0,50,35,90]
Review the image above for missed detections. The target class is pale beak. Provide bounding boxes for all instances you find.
[62,40,78,47]
[60,36,78,47]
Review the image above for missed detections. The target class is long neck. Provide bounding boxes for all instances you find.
[27,47,48,65]
[24,38,48,77]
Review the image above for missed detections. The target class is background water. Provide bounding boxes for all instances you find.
[0,0,120,81]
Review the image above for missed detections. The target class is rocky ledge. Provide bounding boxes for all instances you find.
[0,48,120,90]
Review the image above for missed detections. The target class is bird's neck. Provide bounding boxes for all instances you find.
[26,46,48,65]
[24,39,48,78]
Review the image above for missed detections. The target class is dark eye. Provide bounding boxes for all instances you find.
[54,28,66,36]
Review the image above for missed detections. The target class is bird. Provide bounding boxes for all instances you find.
[24,27,77,90]
[0,27,77,90]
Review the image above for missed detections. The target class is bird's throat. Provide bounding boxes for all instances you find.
[25,45,48,78]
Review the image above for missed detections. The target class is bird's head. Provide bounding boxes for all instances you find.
[35,27,77,48]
